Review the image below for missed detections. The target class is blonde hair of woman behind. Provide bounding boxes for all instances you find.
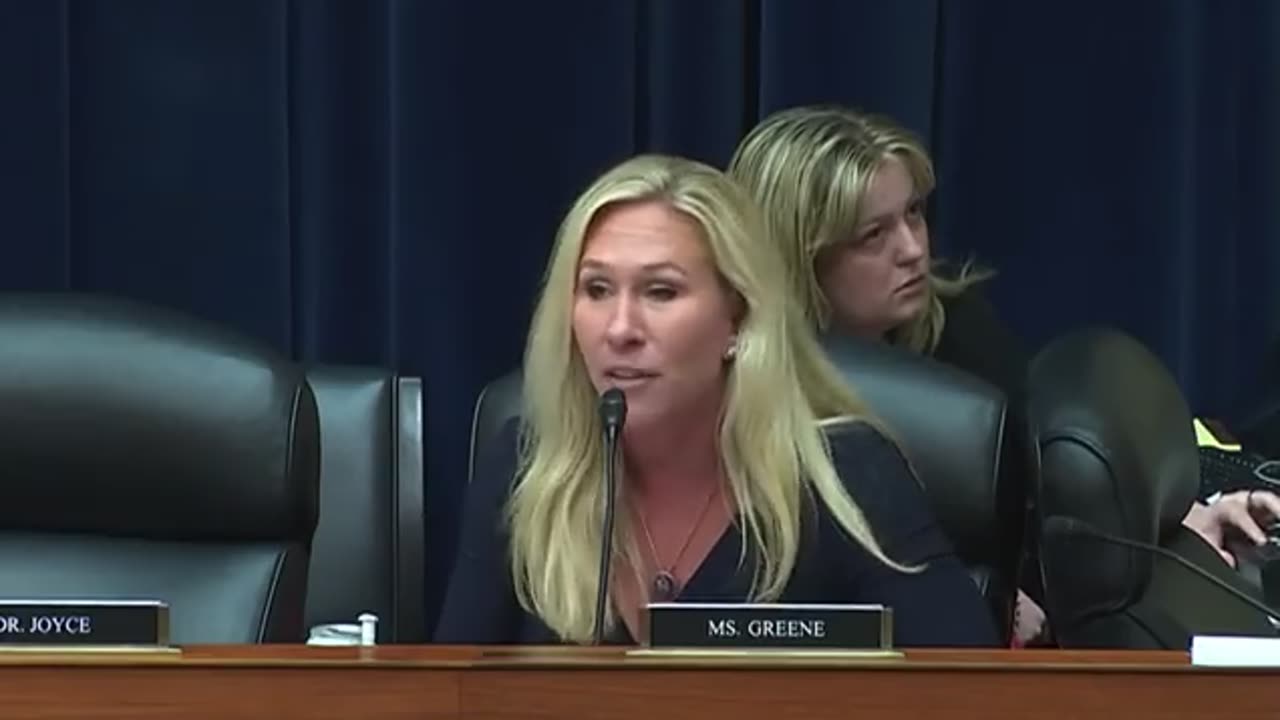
[728,105,990,354]
[510,153,912,644]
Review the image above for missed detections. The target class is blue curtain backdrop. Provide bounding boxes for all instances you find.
[2,0,1277,634]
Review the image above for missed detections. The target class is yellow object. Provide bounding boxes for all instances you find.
[1194,418,1242,451]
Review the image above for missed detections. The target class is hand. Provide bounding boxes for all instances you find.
[1012,589,1047,647]
[1182,490,1280,567]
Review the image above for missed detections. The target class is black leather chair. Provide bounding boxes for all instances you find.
[469,370,523,487]
[822,334,1028,642]
[1029,328,1275,649]
[0,292,320,643]
[468,340,1027,642]
[305,366,427,643]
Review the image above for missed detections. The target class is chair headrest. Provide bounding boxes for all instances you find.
[821,333,1018,565]
[0,293,320,541]
[1029,327,1197,543]
[469,370,523,484]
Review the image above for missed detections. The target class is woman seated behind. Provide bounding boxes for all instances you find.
[434,153,998,647]
[726,104,1280,643]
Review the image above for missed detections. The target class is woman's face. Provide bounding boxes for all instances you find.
[571,200,738,432]
[816,155,931,339]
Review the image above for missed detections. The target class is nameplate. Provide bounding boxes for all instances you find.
[646,602,892,650]
[0,600,169,647]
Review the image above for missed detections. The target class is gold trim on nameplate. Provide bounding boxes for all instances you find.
[625,647,904,661]
[0,599,170,648]
[643,602,896,654]
[0,645,181,656]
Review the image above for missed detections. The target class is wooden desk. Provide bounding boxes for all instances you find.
[0,645,1275,719]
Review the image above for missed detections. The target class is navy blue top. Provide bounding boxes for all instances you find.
[434,418,999,647]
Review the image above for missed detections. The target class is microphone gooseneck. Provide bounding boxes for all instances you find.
[592,388,627,645]
[1043,515,1280,623]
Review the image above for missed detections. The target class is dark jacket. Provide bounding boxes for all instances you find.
[931,288,1031,412]
[434,418,1000,647]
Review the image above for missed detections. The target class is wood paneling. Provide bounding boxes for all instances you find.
[0,645,1272,719]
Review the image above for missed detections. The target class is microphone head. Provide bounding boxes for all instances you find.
[599,388,627,430]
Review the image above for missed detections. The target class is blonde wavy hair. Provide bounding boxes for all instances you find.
[728,105,990,353]
[509,154,910,643]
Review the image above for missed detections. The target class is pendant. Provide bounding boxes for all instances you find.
[651,570,679,602]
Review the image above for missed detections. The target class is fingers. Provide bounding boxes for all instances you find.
[1217,490,1280,542]
[1247,490,1280,524]
[1183,511,1226,552]
[1182,502,1216,536]
[1185,511,1239,566]
[1217,498,1268,545]
[1013,592,1048,645]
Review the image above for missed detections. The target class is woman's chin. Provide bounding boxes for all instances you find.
[618,402,678,438]
[896,292,930,319]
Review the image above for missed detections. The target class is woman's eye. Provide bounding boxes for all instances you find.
[858,227,886,249]
[647,285,677,301]
[581,281,610,299]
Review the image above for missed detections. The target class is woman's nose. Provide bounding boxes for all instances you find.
[604,294,643,346]
[895,221,926,263]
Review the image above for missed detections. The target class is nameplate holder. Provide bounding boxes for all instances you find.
[643,602,893,653]
[0,599,170,649]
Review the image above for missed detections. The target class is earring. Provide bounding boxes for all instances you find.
[723,336,738,361]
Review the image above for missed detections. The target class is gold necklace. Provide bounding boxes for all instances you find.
[633,485,719,602]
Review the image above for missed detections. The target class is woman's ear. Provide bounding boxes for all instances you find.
[723,334,739,362]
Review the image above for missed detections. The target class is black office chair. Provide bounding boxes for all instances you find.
[468,340,1028,642]
[469,370,523,487]
[1030,327,1275,649]
[0,292,320,643]
[305,366,427,643]
[821,334,1029,643]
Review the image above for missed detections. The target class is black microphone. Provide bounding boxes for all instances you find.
[1043,515,1280,622]
[592,388,627,645]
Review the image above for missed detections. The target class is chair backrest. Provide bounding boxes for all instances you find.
[822,334,1028,642]
[468,348,1026,641]
[469,370,523,486]
[305,366,426,642]
[1030,327,1274,648]
[0,292,320,643]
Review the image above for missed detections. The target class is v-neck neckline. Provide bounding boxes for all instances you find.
[612,519,751,644]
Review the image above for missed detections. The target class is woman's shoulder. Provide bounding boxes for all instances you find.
[820,417,903,463]
[434,415,525,644]
[933,284,1030,401]
[818,418,924,509]
[813,418,955,563]
[937,284,1006,340]
[469,416,524,508]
